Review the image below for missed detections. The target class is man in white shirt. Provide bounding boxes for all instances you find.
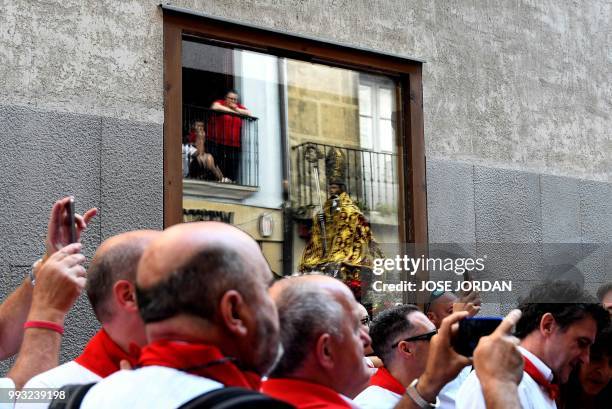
[18,230,159,408]
[79,222,285,408]
[355,305,433,409]
[423,290,480,408]
[262,276,514,409]
[456,281,610,409]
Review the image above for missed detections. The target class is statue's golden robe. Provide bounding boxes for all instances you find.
[299,192,382,273]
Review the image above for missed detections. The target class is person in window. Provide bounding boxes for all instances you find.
[209,90,251,183]
[188,121,229,183]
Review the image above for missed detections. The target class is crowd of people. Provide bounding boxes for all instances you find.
[0,197,609,408]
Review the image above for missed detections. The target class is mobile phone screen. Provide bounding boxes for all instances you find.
[68,198,77,244]
[452,317,502,357]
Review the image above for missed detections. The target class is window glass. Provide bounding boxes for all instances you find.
[181,38,402,305]
[379,88,393,119]
[359,84,372,116]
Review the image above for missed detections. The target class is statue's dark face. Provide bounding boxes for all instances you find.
[328,184,342,196]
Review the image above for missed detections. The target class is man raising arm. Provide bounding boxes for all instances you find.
[7,242,87,390]
[0,197,96,360]
[394,309,524,409]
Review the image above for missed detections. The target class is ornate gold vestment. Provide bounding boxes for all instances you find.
[299,192,382,273]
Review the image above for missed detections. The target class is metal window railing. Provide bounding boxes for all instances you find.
[183,105,258,187]
[291,142,398,218]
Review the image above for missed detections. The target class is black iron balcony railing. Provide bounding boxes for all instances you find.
[291,142,398,220]
[183,104,258,187]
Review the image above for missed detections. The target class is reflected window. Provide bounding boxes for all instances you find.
[180,37,402,304]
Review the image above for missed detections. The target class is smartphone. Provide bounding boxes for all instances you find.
[68,198,77,244]
[453,317,502,357]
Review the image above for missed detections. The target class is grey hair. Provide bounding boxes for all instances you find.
[269,283,345,377]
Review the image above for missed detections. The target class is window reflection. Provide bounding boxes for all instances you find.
[181,39,403,305]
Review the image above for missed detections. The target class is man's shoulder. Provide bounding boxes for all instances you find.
[456,368,556,409]
[81,366,223,409]
[353,385,401,409]
[455,370,486,409]
[23,361,100,389]
[515,372,557,409]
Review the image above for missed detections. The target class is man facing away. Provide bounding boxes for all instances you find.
[457,281,610,409]
[80,221,282,409]
[354,305,437,409]
[18,230,159,407]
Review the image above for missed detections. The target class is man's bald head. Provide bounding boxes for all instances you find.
[137,221,267,288]
[135,222,273,324]
[134,222,279,375]
[86,230,160,323]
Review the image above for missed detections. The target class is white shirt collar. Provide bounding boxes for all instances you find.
[518,346,554,382]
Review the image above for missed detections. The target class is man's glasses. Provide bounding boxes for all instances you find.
[391,329,437,348]
[423,289,445,315]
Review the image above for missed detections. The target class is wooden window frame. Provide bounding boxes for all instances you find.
[162,6,428,245]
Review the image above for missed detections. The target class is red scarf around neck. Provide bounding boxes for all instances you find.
[523,355,559,401]
[369,367,406,396]
[74,329,141,378]
[138,340,261,390]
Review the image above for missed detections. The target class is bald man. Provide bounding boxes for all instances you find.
[19,231,158,408]
[80,222,287,409]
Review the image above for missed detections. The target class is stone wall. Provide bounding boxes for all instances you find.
[0,0,610,371]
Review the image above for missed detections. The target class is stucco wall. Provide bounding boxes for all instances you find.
[0,0,610,371]
[3,0,609,180]
[0,105,163,374]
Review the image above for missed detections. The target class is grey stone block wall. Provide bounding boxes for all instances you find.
[427,158,612,311]
[0,105,162,375]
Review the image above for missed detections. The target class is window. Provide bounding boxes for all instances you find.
[162,5,426,305]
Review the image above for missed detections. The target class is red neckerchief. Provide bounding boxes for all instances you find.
[369,367,405,396]
[262,378,352,409]
[139,340,261,390]
[74,329,141,378]
[523,355,559,401]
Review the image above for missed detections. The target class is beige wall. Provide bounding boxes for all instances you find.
[287,60,361,149]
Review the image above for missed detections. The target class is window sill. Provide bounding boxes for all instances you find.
[183,179,259,200]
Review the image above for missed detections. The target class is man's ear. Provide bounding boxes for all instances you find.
[539,312,557,337]
[315,333,335,370]
[113,280,138,312]
[426,312,437,326]
[218,290,249,337]
[398,341,413,357]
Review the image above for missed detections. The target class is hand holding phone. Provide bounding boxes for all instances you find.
[452,317,503,357]
[45,197,98,257]
[67,197,77,244]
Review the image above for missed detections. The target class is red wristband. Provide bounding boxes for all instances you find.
[24,320,64,335]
